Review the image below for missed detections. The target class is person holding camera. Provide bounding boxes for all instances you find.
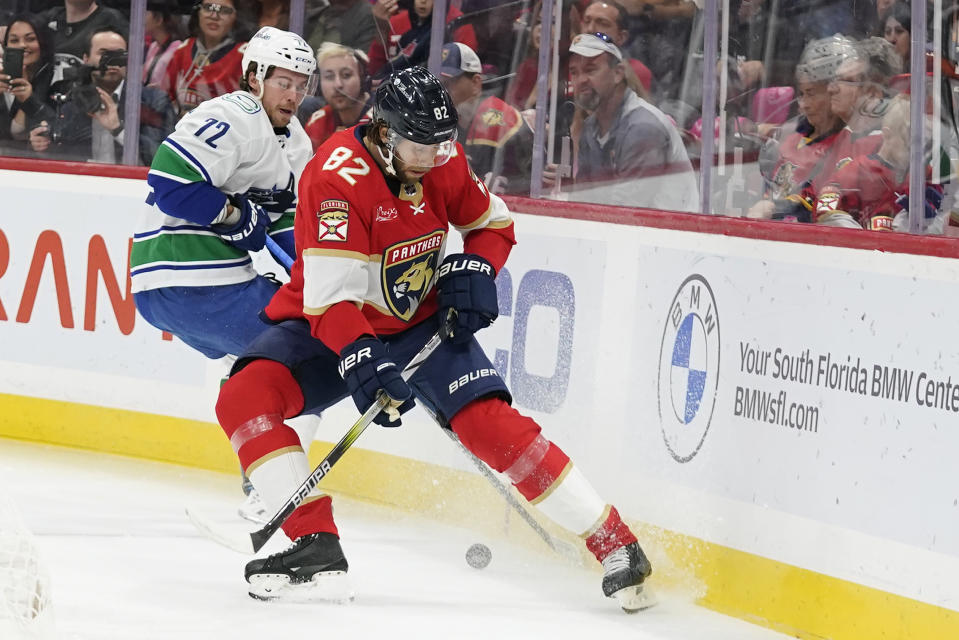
[1,14,57,151]
[28,27,175,164]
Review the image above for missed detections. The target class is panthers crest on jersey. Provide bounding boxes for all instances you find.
[265,125,516,353]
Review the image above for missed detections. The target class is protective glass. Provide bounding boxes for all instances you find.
[263,72,318,102]
[388,129,457,168]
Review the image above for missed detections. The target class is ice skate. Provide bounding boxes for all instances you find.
[602,541,655,612]
[237,488,269,525]
[245,532,353,603]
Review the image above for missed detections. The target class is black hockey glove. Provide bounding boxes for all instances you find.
[435,253,498,344]
[338,337,414,427]
[211,194,270,252]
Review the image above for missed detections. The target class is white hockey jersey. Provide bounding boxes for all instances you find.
[131,90,313,292]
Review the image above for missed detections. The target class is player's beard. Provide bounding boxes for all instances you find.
[393,159,430,183]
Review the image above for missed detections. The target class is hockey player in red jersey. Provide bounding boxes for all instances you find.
[215,66,652,610]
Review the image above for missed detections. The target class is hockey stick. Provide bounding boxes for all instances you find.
[429,411,583,565]
[265,235,293,272]
[187,329,445,554]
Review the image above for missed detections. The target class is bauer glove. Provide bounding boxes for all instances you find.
[338,337,414,427]
[211,194,270,252]
[435,253,498,344]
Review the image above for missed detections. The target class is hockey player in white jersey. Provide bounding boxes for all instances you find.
[129,26,319,521]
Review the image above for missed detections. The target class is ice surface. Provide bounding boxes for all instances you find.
[0,440,790,640]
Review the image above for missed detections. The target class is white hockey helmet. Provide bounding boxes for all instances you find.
[795,34,856,85]
[241,26,317,97]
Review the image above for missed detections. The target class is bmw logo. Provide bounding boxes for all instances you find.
[657,274,721,463]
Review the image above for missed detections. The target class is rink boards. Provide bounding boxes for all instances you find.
[1,165,958,639]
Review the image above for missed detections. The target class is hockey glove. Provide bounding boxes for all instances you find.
[435,253,498,344]
[896,185,944,220]
[338,337,414,427]
[211,195,270,252]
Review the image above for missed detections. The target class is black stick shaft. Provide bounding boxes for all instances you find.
[247,330,443,553]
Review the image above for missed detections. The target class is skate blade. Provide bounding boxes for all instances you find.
[247,570,354,604]
[613,583,657,613]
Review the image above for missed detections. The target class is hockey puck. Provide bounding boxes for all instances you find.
[465,543,491,569]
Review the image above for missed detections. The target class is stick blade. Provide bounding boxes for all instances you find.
[185,507,255,554]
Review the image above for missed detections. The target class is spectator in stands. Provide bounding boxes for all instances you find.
[164,0,246,117]
[458,0,525,78]
[874,0,896,22]
[244,0,289,31]
[620,0,697,101]
[0,14,56,148]
[812,94,944,231]
[143,0,185,87]
[505,16,540,110]
[40,0,128,62]
[303,42,372,151]
[562,32,696,210]
[28,27,175,164]
[307,0,377,54]
[747,35,853,222]
[367,0,477,81]
[440,42,533,195]
[882,2,913,63]
[826,37,901,158]
[577,0,652,94]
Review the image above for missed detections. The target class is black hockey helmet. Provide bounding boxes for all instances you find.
[373,67,458,145]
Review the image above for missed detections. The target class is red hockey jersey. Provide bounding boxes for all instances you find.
[766,127,842,201]
[814,153,905,230]
[264,126,516,354]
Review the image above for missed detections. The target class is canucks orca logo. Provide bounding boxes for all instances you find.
[382,230,444,321]
[657,274,720,463]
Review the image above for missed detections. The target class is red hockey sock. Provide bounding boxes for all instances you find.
[216,360,338,539]
[450,397,571,502]
[216,359,305,439]
[450,396,543,473]
[585,506,637,562]
[283,495,338,540]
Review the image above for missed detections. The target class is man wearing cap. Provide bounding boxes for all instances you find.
[439,42,533,195]
[567,32,696,211]
[577,0,653,94]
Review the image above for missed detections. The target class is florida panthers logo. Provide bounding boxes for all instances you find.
[382,230,445,321]
[770,162,796,200]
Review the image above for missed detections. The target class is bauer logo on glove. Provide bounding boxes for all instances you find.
[338,338,415,427]
[435,253,498,344]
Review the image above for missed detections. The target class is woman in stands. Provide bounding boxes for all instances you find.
[164,0,246,118]
[882,2,913,65]
[0,14,55,151]
[143,0,186,88]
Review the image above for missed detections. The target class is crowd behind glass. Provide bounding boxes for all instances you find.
[1,0,957,235]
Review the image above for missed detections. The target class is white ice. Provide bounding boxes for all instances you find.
[1,440,790,640]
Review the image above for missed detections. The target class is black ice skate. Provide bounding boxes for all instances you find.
[601,542,655,612]
[245,532,353,603]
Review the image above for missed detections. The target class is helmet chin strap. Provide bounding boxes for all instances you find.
[254,65,268,100]
[375,142,398,177]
